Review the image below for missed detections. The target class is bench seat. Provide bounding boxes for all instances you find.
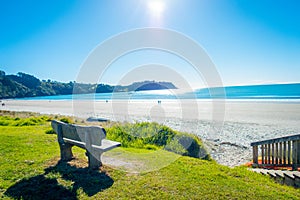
[63,138,121,151]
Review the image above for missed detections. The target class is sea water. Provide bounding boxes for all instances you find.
[15,84,300,102]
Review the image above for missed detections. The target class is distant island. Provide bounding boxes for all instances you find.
[0,70,177,99]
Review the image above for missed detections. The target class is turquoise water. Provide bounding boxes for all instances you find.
[17,83,300,101]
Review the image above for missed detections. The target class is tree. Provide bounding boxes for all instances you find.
[17,72,41,89]
[0,70,5,77]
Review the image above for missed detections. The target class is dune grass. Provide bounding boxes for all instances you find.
[106,121,210,159]
[1,113,300,199]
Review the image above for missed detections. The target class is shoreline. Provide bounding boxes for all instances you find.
[5,97,300,103]
[1,99,300,167]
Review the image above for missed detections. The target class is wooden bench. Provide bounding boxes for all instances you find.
[51,120,121,169]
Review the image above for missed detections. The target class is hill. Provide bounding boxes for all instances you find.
[0,70,177,99]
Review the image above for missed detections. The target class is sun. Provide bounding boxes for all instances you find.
[147,0,165,17]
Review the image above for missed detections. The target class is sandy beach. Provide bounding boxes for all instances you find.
[1,99,300,167]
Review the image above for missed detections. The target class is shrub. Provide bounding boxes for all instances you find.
[164,139,187,155]
[106,122,210,160]
[168,133,211,160]
[106,125,135,148]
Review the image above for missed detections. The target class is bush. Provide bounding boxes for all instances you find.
[106,122,176,148]
[166,133,211,160]
[106,125,135,148]
[106,122,210,160]
[164,139,187,155]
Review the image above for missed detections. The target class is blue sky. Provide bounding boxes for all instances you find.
[0,0,299,88]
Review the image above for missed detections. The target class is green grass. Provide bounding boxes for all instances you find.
[0,112,210,160]
[1,114,300,199]
[102,148,182,173]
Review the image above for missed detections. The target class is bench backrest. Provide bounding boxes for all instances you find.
[51,120,106,146]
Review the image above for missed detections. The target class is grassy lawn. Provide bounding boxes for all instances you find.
[0,114,300,199]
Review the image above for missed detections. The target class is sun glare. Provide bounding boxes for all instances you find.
[147,0,165,17]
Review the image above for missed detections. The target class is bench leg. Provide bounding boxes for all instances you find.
[86,151,102,169]
[59,143,74,161]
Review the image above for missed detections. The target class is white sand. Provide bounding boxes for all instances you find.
[1,99,300,167]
